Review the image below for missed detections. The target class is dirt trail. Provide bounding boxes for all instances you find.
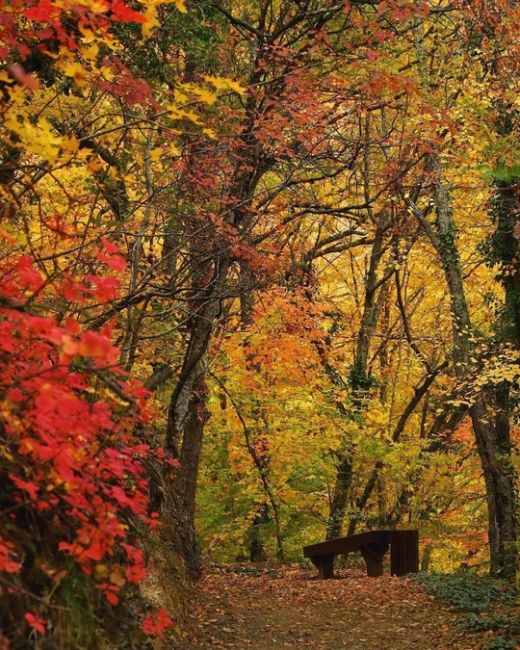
[175,565,490,649]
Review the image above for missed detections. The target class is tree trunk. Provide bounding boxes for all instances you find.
[165,373,209,577]
[326,227,387,539]
[326,451,354,540]
[248,504,269,562]
[411,154,518,578]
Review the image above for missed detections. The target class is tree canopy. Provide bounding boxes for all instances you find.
[0,0,518,647]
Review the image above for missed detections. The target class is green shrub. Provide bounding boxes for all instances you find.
[415,572,519,649]
[416,572,516,612]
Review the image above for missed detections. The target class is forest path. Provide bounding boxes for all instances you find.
[177,565,488,649]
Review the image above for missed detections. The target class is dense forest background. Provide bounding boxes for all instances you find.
[0,0,518,647]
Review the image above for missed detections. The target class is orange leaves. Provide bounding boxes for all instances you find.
[184,567,480,649]
[362,71,417,98]
[61,329,115,362]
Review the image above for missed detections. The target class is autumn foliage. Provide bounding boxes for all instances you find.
[0,0,183,646]
[1,0,520,647]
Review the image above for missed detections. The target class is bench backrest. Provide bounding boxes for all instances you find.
[303,529,413,558]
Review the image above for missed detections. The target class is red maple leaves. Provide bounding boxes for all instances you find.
[142,608,175,638]
[0,252,169,643]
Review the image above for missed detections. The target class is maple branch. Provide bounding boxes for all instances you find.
[394,270,433,373]
[210,2,266,39]
[88,364,137,406]
[0,295,27,311]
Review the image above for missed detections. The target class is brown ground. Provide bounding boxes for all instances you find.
[173,565,493,649]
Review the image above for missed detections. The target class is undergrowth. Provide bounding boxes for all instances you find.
[415,572,519,649]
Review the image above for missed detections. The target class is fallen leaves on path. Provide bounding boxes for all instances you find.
[175,565,491,649]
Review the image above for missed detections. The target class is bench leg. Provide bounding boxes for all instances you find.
[311,554,334,579]
[360,542,389,577]
[390,530,419,576]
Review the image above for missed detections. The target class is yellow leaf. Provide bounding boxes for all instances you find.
[167,103,201,124]
[174,89,189,103]
[142,6,159,37]
[61,135,79,153]
[88,157,104,173]
[174,0,187,12]
[8,84,26,103]
[193,87,217,105]
[110,568,126,587]
[61,60,89,86]
[82,43,99,62]
[94,564,109,579]
[204,75,246,96]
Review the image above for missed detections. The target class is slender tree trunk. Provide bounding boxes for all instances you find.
[164,373,209,577]
[484,171,519,577]
[326,452,354,539]
[248,504,269,562]
[410,154,518,578]
[326,227,387,539]
[411,19,517,577]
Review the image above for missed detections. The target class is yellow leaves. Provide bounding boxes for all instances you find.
[55,0,107,12]
[8,84,26,103]
[141,0,187,37]
[167,103,201,124]
[164,75,243,138]
[142,6,159,37]
[174,83,217,106]
[61,135,79,153]
[60,60,89,87]
[149,148,162,162]
[94,564,109,579]
[87,157,104,174]
[204,75,247,96]
[82,43,100,62]
[6,113,83,166]
[168,142,181,156]
[192,87,218,105]
[109,567,126,587]
[364,401,390,431]
[7,116,63,165]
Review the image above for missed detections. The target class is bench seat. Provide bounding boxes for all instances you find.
[303,529,419,578]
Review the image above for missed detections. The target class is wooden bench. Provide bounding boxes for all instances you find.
[303,529,419,578]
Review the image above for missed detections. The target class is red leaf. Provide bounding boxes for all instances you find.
[110,0,146,23]
[9,474,39,500]
[24,612,46,635]
[142,608,174,638]
[7,64,40,90]
[24,0,57,22]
